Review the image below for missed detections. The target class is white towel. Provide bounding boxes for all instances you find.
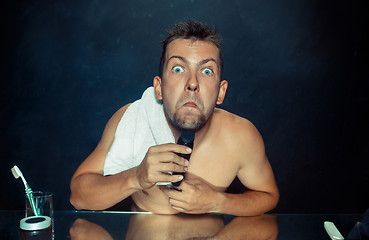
[103,87,175,176]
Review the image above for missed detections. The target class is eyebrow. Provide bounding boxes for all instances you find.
[199,58,218,66]
[167,55,188,64]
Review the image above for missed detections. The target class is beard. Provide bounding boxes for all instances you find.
[171,111,207,131]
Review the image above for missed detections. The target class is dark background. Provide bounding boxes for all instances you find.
[1,0,368,213]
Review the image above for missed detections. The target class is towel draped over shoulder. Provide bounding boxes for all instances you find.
[103,87,175,176]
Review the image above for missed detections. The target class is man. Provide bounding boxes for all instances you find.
[70,20,279,216]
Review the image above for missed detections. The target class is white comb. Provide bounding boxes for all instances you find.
[324,221,344,240]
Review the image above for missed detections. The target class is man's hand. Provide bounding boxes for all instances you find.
[160,179,225,214]
[135,143,191,190]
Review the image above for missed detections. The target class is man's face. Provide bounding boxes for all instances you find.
[154,39,227,131]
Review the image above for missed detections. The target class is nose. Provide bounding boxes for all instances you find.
[185,72,199,92]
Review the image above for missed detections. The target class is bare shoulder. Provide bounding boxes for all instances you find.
[212,108,266,163]
[213,108,264,146]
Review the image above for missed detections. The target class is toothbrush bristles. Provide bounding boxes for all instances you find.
[11,166,21,179]
[11,165,28,189]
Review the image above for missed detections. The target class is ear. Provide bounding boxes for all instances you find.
[216,80,228,105]
[153,76,163,100]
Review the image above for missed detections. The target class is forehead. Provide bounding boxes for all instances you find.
[165,39,220,64]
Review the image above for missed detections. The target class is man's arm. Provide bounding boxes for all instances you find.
[216,157,279,216]
[217,121,279,216]
[69,104,138,210]
[69,104,190,210]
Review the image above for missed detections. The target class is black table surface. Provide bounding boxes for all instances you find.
[0,210,362,239]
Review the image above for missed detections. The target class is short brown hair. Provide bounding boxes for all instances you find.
[159,20,224,78]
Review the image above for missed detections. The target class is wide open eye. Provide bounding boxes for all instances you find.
[173,66,184,73]
[202,68,213,76]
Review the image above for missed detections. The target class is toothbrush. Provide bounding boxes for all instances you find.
[11,165,40,216]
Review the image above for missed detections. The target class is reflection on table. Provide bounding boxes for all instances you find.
[0,211,362,239]
[69,214,278,240]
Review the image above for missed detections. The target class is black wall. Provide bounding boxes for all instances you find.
[1,0,368,213]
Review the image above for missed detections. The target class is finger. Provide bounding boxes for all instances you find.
[156,152,189,167]
[176,179,203,192]
[160,162,188,173]
[158,185,176,195]
[152,172,184,183]
[152,143,192,155]
[142,165,184,183]
[182,179,202,185]
[169,198,189,211]
[176,179,192,191]
[165,186,185,199]
[171,206,185,212]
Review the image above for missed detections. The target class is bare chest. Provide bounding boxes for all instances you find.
[185,147,240,189]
